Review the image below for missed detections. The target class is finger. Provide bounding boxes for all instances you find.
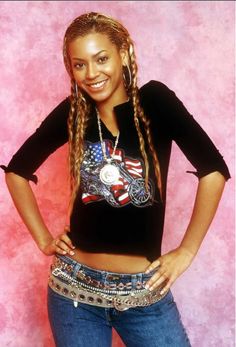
[144,259,161,274]
[146,273,169,291]
[159,278,174,295]
[54,238,75,256]
[145,270,162,288]
[145,265,167,287]
[60,233,75,249]
[53,239,66,255]
[150,274,169,291]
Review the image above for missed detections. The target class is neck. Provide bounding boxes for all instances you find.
[96,92,129,120]
[96,107,119,137]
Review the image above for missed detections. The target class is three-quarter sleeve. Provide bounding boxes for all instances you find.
[145,81,231,181]
[0,97,70,183]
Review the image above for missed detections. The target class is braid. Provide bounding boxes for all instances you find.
[67,80,90,214]
[127,39,162,199]
[139,107,163,199]
[67,82,77,193]
[128,42,148,186]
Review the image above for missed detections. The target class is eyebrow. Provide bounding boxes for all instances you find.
[71,50,108,61]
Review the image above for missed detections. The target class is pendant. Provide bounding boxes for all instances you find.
[99,163,120,185]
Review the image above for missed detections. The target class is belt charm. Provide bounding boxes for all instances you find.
[73,301,79,308]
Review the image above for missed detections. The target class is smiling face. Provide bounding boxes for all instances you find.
[68,32,128,107]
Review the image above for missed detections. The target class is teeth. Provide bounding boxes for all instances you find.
[88,80,106,89]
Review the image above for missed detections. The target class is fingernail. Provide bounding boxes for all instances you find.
[63,251,67,254]
[144,284,150,290]
[70,251,75,256]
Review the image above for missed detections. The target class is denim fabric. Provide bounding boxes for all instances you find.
[47,255,191,347]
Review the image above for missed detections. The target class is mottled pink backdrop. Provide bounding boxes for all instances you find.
[0,1,234,347]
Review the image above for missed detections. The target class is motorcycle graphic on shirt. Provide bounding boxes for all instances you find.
[80,140,154,208]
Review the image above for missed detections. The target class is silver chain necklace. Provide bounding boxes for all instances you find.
[96,108,120,185]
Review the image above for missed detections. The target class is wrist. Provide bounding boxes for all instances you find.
[38,235,54,252]
[177,245,197,261]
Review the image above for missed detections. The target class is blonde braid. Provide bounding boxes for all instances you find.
[127,39,162,199]
[67,81,90,213]
[67,82,77,187]
[137,106,163,199]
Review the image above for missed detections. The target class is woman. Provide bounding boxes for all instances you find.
[1,12,230,347]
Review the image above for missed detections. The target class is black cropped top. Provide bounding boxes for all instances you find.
[1,81,230,262]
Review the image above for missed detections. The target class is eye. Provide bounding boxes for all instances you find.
[73,62,85,70]
[97,56,108,64]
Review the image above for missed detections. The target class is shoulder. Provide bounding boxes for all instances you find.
[51,96,71,117]
[139,80,173,98]
[138,80,178,116]
[34,96,71,138]
[139,80,176,108]
[40,96,71,126]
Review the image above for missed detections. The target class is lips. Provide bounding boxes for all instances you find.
[85,79,108,91]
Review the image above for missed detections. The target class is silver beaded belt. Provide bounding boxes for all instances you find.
[48,266,167,311]
[50,256,148,291]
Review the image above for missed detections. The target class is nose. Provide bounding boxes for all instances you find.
[86,63,99,79]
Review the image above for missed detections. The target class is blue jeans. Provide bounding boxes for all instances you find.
[47,255,191,347]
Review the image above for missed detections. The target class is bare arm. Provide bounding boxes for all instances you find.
[145,171,226,292]
[5,172,75,256]
[179,171,225,255]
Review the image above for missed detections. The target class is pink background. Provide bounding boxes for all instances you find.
[0,1,234,346]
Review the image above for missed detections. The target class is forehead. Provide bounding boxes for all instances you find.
[68,32,117,58]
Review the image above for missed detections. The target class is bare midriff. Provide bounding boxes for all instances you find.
[68,247,152,274]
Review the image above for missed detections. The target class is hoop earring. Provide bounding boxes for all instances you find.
[74,81,79,99]
[123,65,132,89]
[74,81,87,103]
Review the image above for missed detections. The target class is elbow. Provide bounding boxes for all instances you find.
[5,172,29,188]
[200,171,226,181]
[199,171,226,191]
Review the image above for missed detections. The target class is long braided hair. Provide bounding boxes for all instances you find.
[63,12,162,212]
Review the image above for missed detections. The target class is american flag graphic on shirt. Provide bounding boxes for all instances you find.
[80,140,154,207]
